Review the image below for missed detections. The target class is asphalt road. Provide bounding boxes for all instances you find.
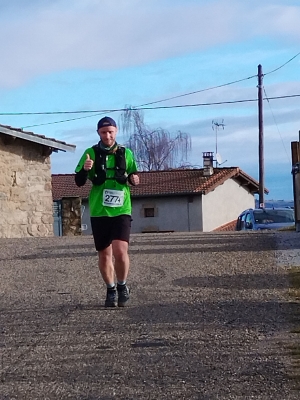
[0,231,299,400]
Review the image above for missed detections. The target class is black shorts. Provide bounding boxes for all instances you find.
[90,215,132,251]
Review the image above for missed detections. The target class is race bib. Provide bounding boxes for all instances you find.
[103,189,124,207]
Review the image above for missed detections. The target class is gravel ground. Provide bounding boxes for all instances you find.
[0,231,299,399]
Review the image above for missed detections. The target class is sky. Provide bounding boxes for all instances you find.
[0,0,299,201]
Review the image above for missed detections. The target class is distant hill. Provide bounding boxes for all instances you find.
[255,199,294,208]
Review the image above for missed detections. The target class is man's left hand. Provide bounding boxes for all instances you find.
[129,173,140,186]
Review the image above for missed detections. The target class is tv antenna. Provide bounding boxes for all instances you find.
[212,119,225,167]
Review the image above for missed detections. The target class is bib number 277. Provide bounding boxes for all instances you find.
[103,189,124,207]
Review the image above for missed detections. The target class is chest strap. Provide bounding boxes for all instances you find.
[91,144,128,185]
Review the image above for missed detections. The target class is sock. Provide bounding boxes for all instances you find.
[117,280,126,286]
[107,283,115,290]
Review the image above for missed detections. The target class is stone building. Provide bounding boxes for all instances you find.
[0,124,75,238]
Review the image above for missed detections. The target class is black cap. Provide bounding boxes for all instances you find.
[97,116,117,130]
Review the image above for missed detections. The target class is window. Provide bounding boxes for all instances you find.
[240,213,246,230]
[236,213,247,231]
[245,213,252,224]
[144,207,155,218]
[253,209,295,224]
[245,212,253,229]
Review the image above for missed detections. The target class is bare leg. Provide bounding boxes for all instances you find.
[112,240,129,282]
[98,245,115,284]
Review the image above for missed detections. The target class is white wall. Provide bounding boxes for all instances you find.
[202,179,255,231]
[131,195,203,233]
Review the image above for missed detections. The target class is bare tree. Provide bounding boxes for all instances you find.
[121,108,192,171]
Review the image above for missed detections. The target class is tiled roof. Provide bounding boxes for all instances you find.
[0,124,76,152]
[52,174,92,201]
[129,168,263,197]
[52,167,265,201]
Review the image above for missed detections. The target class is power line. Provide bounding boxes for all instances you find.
[263,87,291,163]
[3,94,300,118]
[136,94,300,110]
[264,51,300,76]
[133,51,300,107]
[2,76,258,118]
[136,75,257,107]
[124,52,300,108]
[9,52,300,129]
[21,112,108,129]
[18,93,300,129]
[6,110,112,116]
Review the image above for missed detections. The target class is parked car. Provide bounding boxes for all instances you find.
[236,208,295,231]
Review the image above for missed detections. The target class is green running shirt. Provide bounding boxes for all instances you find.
[75,146,138,217]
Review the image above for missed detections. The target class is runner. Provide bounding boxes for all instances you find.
[75,116,139,307]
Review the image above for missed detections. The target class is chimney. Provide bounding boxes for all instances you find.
[203,152,214,176]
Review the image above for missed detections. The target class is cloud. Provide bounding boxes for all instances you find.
[1,0,300,88]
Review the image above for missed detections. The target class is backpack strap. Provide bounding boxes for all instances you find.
[91,144,128,185]
[110,146,128,184]
[91,144,106,185]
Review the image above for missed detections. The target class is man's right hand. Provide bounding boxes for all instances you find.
[84,153,94,171]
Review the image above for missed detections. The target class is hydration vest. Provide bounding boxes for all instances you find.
[91,144,128,185]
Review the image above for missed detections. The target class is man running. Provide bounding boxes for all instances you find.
[75,116,139,307]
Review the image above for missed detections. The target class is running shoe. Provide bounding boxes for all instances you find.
[105,288,117,307]
[117,284,130,307]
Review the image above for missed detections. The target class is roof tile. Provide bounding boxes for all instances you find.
[52,168,262,201]
[0,123,75,150]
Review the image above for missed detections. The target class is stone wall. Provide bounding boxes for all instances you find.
[61,197,82,236]
[0,136,54,238]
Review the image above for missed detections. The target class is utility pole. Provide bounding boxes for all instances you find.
[212,120,225,167]
[291,135,300,231]
[258,64,264,208]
